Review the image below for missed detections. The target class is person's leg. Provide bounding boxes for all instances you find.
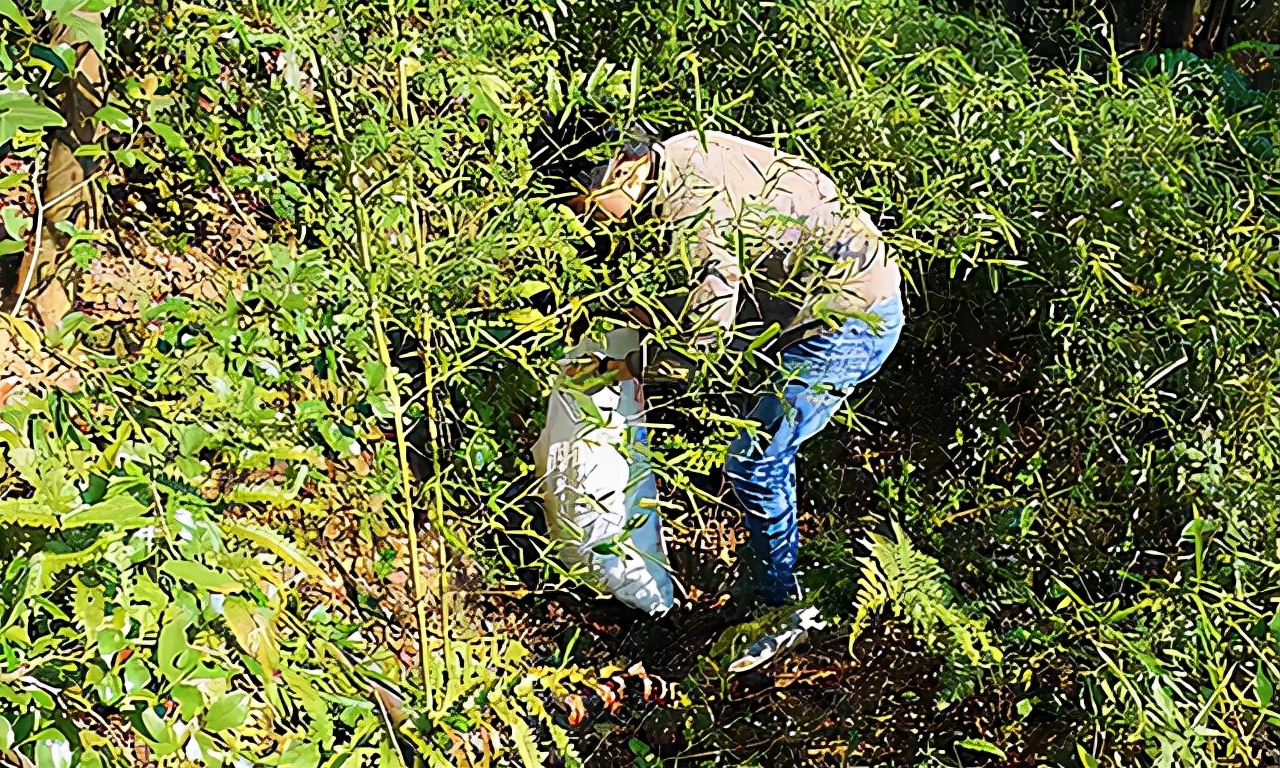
[719,295,905,671]
[727,295,906,607]
[726,382,847,606]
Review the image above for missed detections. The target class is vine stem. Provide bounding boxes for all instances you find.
[355,197,436,701]
[391,2,451,704]
[420,318,452,683]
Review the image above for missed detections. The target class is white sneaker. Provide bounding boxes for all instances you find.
[726,606,828,674]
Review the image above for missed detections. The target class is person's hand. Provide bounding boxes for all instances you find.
[606,358,635,381]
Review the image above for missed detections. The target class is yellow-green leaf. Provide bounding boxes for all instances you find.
[62,492,150,530]
[160,560,243,594]
[205,692,250,732]
[223,521,327,580]
[956,737,1006,760]
[0,498,59,529]
[0,0,31,33]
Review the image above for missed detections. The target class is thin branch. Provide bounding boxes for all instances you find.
[12,153,46,319]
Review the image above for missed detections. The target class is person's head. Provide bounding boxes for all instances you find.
[566,136,655,222]
[529,109,657,223]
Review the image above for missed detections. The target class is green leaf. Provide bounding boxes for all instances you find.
[27,44,69,74]
[956,737,1006,760]
[170,684,203,721]
[32,729,72,768]
[221,596,279,680]
[148,121,188,151]
[96,628,126,654]
[72,578,105,636]
[2,206,32,239]
[1076,744,1100,768]
[62,492,150,530]
[160,560,243,593]
[94,105,133,133]
[0,0,32,33]
[463,69,511,121]
[563,386,605,427]
[276,741,320,768]
[141,297,191,320]
[157,605,196,684]
[511,279,550,299]
[1258,668,1273,709]
[176,424,210,457]
[743,322,782,366]
[140,708,180,756]
[489,697,543,768]
[0,498,59,529]
[0,715,12,751]
[63,14,106,53]
[205,692,250,732]
[279,666,332,746]
[123,656,151,694]
[591,540,625,557]
[0,92,65,145]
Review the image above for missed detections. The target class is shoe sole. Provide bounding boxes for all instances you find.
[727,628,809,674]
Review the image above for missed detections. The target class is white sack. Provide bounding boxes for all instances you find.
[532,328,674,615]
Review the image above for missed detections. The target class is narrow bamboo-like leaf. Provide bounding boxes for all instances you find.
[490,697,544,768]
[1076,744,1100,768]
[27,44,68,73]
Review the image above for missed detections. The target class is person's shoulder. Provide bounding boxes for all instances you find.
[662,130,780,155]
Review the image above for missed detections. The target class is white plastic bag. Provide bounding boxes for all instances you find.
[532,328,675,615]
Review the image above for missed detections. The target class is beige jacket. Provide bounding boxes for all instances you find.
[652,131,900,344]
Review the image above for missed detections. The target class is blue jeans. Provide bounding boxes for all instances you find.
[725,295,905,606]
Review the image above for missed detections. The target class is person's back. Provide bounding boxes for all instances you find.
[653,131,900,348]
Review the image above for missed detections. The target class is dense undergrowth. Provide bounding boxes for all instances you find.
[1,0,1278,765]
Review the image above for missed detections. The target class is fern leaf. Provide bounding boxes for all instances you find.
[223,521,328,581]
[489,695,545,768]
